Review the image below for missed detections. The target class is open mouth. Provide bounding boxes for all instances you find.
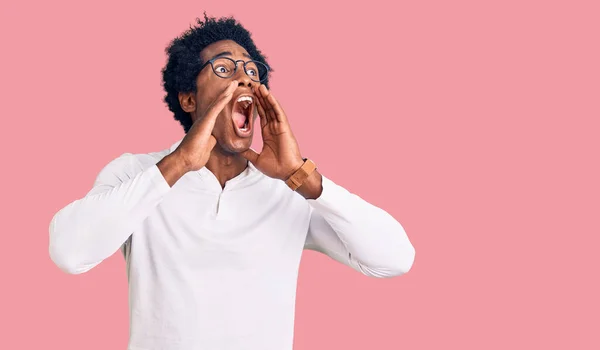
[232,94,253,135]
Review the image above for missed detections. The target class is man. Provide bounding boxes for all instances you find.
[49,14,415,350]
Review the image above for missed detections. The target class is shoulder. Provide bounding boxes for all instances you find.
[93,145,171,187]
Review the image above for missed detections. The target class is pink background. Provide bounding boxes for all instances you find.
[1,0,598,349]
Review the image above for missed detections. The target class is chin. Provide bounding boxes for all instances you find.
[233,139,254,153]
[221,136,254,155]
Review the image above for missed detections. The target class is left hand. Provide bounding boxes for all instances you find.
[241,84,305,181]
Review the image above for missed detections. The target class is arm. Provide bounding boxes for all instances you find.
[301,171,416,278]
[48,152,185,275]
[48,80,239,275]
[237,84,414,277]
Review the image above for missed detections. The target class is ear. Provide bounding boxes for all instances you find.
[178,92,197,113]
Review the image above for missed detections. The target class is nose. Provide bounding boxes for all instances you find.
[232,61,254,88]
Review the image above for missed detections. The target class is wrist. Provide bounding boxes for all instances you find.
[157,151,191,187]
[283,158,306,181]
[284,158,322,199]
[170,150,193,174]
[296,170,323,199]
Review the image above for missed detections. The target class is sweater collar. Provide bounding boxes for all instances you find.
[167,138,260,189]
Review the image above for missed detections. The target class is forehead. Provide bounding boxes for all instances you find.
[200,40,250,62]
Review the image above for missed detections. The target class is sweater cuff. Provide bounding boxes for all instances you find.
[306,175,348,213]
[148,164,173,194]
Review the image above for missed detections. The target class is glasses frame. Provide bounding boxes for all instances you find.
[199,57,270,83]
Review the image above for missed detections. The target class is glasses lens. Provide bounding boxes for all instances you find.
[245,61,269,82]
[212,58,236,78]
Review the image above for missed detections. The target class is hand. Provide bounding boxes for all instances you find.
[241,84,305,181]
[174,80,238,172]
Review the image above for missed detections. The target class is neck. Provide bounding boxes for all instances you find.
[205,145,248,188]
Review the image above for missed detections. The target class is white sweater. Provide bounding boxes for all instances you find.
[49,138,415,350]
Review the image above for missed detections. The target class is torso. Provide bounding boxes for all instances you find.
[123,151,311,350]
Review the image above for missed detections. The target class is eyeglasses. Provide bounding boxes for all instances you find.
[199,57,270,83]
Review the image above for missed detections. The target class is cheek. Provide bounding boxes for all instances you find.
[194,76,224,114]
[195,93,218,116]
[213,111,231,136]
[193,77,233,133]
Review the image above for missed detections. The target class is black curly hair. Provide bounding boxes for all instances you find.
[161,13,271,133]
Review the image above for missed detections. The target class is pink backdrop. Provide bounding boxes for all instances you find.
[1,0,598,349]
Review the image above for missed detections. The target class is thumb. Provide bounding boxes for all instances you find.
[207,135,217,150]
[240,148,260,164]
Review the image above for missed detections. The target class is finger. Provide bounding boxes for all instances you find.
[259,85,281,123]
[240,148,260,164]
[257,85,276,122]
[266,93,288,123]
[196,80,238,138]
[255,97,268,128]
[200,80,237,128]
[254,84,273,123]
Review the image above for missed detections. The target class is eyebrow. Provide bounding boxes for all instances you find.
[210,51,253,61]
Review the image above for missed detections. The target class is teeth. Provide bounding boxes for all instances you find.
[237,96,253,103]
[236,95,253,111]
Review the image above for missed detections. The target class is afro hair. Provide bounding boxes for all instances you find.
[161,13,271,133]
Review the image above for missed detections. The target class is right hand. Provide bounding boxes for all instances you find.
[174,80,238,172]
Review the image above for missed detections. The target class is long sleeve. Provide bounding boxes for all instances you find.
[49,153,172,274]
[304,176,415,278]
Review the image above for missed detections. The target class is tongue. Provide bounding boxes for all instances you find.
[233,111,246,128]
